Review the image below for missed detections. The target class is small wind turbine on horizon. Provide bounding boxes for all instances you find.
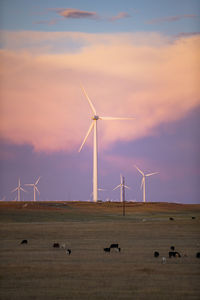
[79,85,134,202]
[90,188,107,201]
[113,174,131,202]
[11,178,26,202]
[135,165,159,203]
[25,177,40,202]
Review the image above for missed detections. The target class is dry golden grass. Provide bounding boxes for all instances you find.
[0,201,200,299]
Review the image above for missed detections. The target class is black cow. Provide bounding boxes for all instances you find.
[66,249,71,255]
[53,243,60,248]
[110,244,119,249]
[192,217,196,220]
[20,239,28,244]
[196,252,200,258]
[169,217,174,221]
[169,251,181,258]
[154,251,159,257]
[104,248,110,253]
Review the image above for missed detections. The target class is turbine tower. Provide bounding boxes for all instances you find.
[11,178,26,201]
[113,174,131,202]
[135,165,158,203]
[79,85,134,202]
[25,177,40,202]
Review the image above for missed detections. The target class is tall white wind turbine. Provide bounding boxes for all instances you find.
[135,166,158,203]
[11,178,26,201]
[113,174,131,202]
[79,85,134,202]
[25,177,40,202]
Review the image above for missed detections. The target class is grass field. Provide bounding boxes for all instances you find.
[0,201,200,300]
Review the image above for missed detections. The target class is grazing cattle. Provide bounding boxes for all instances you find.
[169,251,175,258]
[175,251,181,257]
[196,252,200,258]
[66,249,71,255]
[53,243,60,248]
[162,257,166,264]
[104,248,110,253]
[192,217,196,220]
[20,239,28,244]
[110,244,119,249]
[61,243,66,249]
[170,246,175,251]
[169,217,174,221]
[169,251,181,258]
[154,251,159,257]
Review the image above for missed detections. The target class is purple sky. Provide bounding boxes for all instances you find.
[0,108,199,203]
[0,0,200,203]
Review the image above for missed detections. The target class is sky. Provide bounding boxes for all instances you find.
[0,0,199,203]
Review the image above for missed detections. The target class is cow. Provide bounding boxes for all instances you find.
[20,239,28,245]
[170,246,175,251]
[169,217,174,221]
[66,249,71,255]
[192,217,196,220]
[53,243,60,248]
[162,257,166,264]
[196,252,200,258]
[154,251,159,257]
[110,244,119,249]
[175,251,181,257]
[169,251,181,258]
[61,243,66,249]
[104,248,110,253]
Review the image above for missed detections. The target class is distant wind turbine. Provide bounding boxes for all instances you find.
[25,177,40,202]
[135,166,159,203]
[90,188,107,201]
[113,174,131,202]
[11,178,26,202]
[79,85,134,202]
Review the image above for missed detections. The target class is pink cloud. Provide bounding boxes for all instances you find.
[0,32,199,152]
[147,14,199,24]
[109,12,131,21]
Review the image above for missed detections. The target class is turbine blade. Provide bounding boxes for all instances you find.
[135,165,144,176]
[120,174,123,184]
[35,186,40,194]
[140,178,144,190]
[124,185,131,190]
[80,84,96,115]
[100,117,134,121]
[113,184,121,190]
[35,177,40,185]
[79,121,94,152]
[11,187,18,193]
[146,172,159,177]
[98,188,106,191]
[20,187,27,193]
[25,184,34,186]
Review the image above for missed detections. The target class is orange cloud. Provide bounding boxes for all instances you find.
[57,8,98,19]
[0,32,199,152]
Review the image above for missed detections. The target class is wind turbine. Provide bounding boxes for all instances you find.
[11,178,26,201]
[25,177,40,202]
[113,174,131,202]
[90,188,107,201]
[135,166,158,203]
[79,85,134,202]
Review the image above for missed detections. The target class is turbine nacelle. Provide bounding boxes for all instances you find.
[92,115,99,120]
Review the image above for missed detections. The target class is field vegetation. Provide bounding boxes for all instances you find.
[0,201,200,299]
